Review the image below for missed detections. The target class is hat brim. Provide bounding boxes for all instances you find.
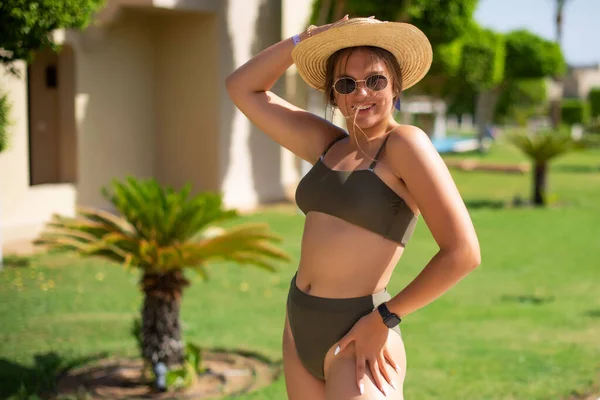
[292,19,433,92]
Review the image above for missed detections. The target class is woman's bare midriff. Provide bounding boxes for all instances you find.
[295,211,405,298]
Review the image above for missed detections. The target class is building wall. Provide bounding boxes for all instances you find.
[0,63,76,241]
[577,66,600,99]
[563,64,600,99]
[72,9,157,210]
[281,0,314,195]
[2,0,315,244]
[154,11,220,193]
[219,0,286,210]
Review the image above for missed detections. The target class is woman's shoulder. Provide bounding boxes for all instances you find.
[385,125,446,181]
[387,124,433,154]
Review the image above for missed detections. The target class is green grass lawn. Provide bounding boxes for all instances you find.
[1,140,599,399]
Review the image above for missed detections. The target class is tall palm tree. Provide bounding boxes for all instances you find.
[508,129,578,206]
[36,177,291,378]
[550,0,571,128]
[555,0,570,46]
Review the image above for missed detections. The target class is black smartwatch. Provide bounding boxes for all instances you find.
[377,303,402,328]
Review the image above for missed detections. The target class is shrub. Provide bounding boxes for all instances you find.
[0,92,10,153]
[588,88,600,118]
[561,99,589,126]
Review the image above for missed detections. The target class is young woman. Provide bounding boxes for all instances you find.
[226,16,481,400]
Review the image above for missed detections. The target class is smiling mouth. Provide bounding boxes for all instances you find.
[352,103,375,112]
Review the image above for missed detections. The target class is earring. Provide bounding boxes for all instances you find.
[394,98,401,111]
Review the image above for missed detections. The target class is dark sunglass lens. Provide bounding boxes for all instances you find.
[366,75,388,91]
[335,78,356,94]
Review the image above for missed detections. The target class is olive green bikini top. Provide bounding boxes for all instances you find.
[296,133,418,246]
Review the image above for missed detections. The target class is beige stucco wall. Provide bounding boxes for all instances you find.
[577,66,600,99]
[0,63,76,242]
[563,64,600,99]
[220,0,286,209]
[71,9,157,210]
[77,0,288,211]
[281,0,347,188]
[71,7,222,210]
[2,0,315,245]
[280,0,313,195]
[282,0,313,96]
[154,11,219,193]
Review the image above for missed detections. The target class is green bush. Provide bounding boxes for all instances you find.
[459,27,505,90]
[495,78,547,124]
[561,99,589,126]
[0,0,104,65]
[0,92,10,153]
[585,117,600,134]
[504,30,566,79]
[588,88,600,118]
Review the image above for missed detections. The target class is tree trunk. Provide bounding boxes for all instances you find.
[550,97,562,129]
[552,1,567,128]
[555,0,565,45]
[317,0,332,25]
[141,271,188,367]
[397,0,413,22]
[533,162,548,206]
[475,87,502,151]
[332,0,347,20]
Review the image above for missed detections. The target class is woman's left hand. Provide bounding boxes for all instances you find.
[334,310,401,396]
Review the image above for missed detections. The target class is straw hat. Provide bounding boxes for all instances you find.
[292,18,433,92]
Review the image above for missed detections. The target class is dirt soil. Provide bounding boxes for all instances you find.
[55,350,281,399]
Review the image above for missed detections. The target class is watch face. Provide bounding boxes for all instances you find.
[385,315,401,327]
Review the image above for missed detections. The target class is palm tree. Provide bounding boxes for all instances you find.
[507,129,578,206]
[554,0,570,46]
[35,177,291,384]
[549,0,571,128]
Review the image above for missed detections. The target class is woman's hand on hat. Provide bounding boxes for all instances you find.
[333,309,400,396]
[309,14,349,37]
[305,15,376,39]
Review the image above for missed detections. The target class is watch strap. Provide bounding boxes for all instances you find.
[377,303,402,328]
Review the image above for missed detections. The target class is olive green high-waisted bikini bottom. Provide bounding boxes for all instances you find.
[286,274,401,380]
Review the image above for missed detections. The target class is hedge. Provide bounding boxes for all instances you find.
[561,99,589,126]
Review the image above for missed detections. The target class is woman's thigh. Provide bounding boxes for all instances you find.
[282,312,326,400]
[324,330,407,400]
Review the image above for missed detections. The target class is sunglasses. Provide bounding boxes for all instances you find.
[333,74,389,95]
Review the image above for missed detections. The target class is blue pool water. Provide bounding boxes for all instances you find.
[431,136,478,153]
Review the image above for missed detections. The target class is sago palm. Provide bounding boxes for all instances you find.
[507,129,579,206]
[36,177,291,376]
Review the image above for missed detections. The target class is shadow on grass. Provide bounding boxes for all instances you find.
[441,150,485,160]
[500,295,555,305]
[0,351,107,399]
[583,309,600,318]
[1,254,31,268]
[553,164,600,174]
[464,199,508,210]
